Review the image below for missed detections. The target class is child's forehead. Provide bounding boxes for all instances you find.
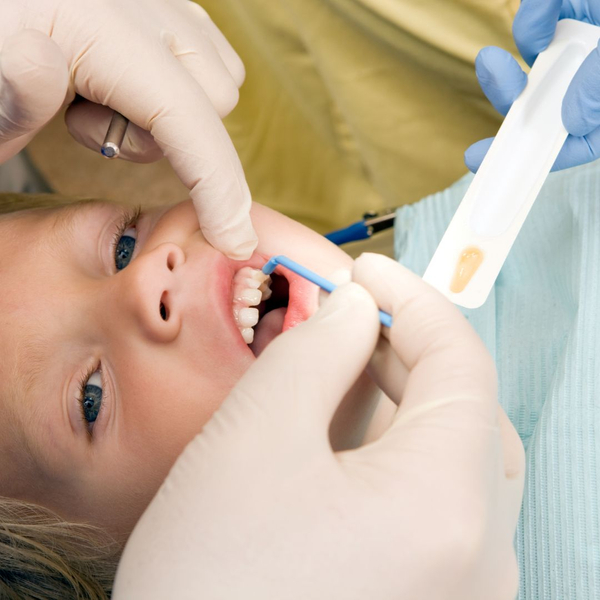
[0,275,62,500]
[0,199,100,231]
[0,201,123,496]
[0,194,112,217]
[0,202,84,259]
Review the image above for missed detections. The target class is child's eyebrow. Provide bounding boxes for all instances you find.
[46,201,125,266]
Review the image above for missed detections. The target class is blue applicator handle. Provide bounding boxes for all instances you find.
[325,221,370,245]
[324,211,396,245]
[262,255,393,328]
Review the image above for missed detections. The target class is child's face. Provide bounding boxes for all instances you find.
[0,199,351,539]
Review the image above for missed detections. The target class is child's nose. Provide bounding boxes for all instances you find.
[114,242,186,343]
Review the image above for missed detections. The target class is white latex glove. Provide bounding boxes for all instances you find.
[0,1,255,258]
[113,253,525,600]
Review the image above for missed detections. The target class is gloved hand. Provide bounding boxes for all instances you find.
[113,253,525,600]
[0,1,255,259]
[465,0,600,174]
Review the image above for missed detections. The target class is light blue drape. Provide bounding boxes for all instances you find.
[394,163,600,600]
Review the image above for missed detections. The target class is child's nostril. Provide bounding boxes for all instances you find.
[167,252,176,272]
[160,302,168,321]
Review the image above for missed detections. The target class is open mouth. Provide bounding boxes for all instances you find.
[231,266,292,357]
[251,273,290,356]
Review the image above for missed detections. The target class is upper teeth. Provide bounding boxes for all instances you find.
[232,267,272,344]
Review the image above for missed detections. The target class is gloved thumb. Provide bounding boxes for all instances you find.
[475,46,527,117]
[562,41,600,137]
[464,136,494,173]
[223,281,380,451]
[0,30,69,163]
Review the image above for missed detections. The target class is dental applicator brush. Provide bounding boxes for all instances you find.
[262,255,393,328]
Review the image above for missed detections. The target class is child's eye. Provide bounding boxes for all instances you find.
[79,370,103,431]
[115,227,137,271]
[112,206,141,272]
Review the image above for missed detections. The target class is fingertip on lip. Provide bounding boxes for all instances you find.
[227,232,259,261]
[207,231,258,261]
[226,249,253,261]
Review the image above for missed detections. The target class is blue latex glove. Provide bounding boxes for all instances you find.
[465,0,600,173]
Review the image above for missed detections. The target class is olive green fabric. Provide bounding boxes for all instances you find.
[200,0,521,233]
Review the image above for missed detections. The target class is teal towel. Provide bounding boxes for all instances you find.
[394,162,600,600]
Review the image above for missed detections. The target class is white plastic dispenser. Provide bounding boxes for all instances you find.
[423,19,600,308]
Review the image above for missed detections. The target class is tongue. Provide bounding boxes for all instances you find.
[250,307,286,357]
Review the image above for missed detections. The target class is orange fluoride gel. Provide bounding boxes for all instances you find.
[450,247,484,294]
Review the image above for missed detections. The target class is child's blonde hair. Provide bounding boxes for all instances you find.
[0,193,124,599]
[0,497,121,599]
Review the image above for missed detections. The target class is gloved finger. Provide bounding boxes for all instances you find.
[318,268,351,306]
[65,100,164,163]
[562,41,600,137]
[223,282,380,451]
[153,69,256,259]
[353,282,410,407]
[464,129,600,175]
[464,137,494,173]
[512,0,562,66]
[551,126,600,171]
[475,46,527,116]
[185,1,245,87]
[0,135,37,164]
[352,253,499,481]
[366,333,409,406]
[353,253,496,415]
[163,30,240,118]
[73,35,257,259]
[0,30,69,162]
[321,268,410,405]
